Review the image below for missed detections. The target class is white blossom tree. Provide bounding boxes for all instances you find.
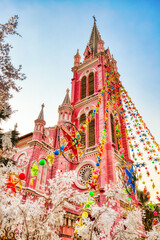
[75,185,144,240]
[0,15,25,111]
[0,15,25,166]
[0,166,87,240]
[0,164,158,240]
[146,223,160,240]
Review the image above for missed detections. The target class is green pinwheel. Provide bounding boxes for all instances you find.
[148,201,155,210]
[31,162,39,177]
[84,198,94,209]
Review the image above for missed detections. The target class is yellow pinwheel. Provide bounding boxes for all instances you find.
[47,151,55,166]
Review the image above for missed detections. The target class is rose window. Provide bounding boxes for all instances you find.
[78,164,93,186]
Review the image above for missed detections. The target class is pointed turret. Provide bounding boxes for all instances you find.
[74,49,81,67]
[88,18,102,55]
[62,88,71,105]
[111,54,118,73]
[84,17,104,61]
[32,104,46,141]
[58,89,73,124]
[88,19,102,55]
[37,103,44,121]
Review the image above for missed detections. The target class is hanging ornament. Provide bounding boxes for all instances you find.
[54,150,59,155]
[58,122,85,164]
[39,159,46,166]
[6,175,19,193]
[148,201,155,210]
[19,173,25,180]
[6,173,23,193]
[31,162,39,177]
[125,165,137,195]
[47,151,55,166]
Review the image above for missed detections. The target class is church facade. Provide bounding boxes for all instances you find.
[14,20,132,239]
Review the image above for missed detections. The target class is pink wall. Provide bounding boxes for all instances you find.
[14,31,133,237]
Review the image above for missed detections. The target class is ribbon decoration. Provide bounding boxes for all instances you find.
[74,60,160,235]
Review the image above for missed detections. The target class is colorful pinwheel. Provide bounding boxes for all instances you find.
[6,175,19,193]
[6,173,23,193]
[31,162,39,177]
[47,151,55,166]
[125,165,137,195]
[58,122,85,164]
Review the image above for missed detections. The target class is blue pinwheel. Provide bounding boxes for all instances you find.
[125,165,136,194]
[135,163,140,168]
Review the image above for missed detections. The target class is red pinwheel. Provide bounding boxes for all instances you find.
[6,175,19,193]
[137,152,143,157]
[148,155,153,161]
[58,122,85,164]
[86,178,99,192]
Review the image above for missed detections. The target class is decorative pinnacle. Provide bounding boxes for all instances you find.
[14,123,18,131]
[62,89,70,105]
[37,104,45,121]
[42,103,45,109]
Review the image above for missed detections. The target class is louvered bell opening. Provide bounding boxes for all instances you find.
[117,137,120,150]
[110,114,115,144]
[89,119,95,147]
[88,110,95,147]
[80,114,86,146]
[88,72,94,96]
[81,76,86,99]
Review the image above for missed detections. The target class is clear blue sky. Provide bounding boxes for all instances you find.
[0,0,160,144]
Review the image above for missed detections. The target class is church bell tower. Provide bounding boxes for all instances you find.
[70,18,131,202]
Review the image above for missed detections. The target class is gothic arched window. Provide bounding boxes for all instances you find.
[80,114,86,146]
[88,110,95,147]
[81,76,86,99]
[117,137,120,151]
[110,114,115,144]
[116,120,120,151]
[88,72,94,96]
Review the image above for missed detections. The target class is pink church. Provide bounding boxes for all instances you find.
[14,20,132,239]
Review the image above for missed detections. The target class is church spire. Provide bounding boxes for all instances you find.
[58,89,73,124]
[62,89,71,105]
[88,17,102,55]
[33,104,46,141]
[37,104,44,121]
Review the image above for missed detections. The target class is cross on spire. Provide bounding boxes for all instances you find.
[93,15,96,22]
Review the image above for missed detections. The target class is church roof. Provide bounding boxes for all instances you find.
[88,19,102,55]
[62,89,71,105]
[37,104,45,121]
